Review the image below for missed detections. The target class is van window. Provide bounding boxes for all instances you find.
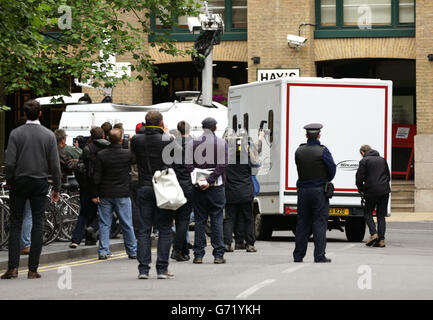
[268,110,274,143]
[232,115,238,133]
[243,113,249,133]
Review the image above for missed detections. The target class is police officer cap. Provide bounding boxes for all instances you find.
[304,123,323,132]
[202,117,217,129]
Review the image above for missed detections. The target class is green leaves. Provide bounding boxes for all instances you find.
[0,0,200,99]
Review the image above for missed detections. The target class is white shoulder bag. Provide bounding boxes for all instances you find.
[152,168,187,210]
[144,136,187,210]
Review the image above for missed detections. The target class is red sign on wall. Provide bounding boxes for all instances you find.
[392,124,416,180]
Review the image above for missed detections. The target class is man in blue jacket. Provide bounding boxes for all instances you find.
[293,123,336,263]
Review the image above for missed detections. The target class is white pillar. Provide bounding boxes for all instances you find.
[202,48,213,107]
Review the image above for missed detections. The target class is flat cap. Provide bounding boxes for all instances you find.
[202,117,217,129]
[303,123,323,132]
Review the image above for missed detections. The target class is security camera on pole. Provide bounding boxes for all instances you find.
[187,1,224,107]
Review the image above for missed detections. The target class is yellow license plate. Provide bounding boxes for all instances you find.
[329,208,349,215]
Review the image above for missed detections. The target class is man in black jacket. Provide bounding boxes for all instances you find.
[131,111,178,279]
[92,128,137,260]
[223,132,257,253]
[170,121,194,262]
[70,127,110,248]
[356,145,391,248]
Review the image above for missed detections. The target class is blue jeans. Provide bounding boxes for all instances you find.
[20,200,32,249]
[193,186,226,259]
[293,187,329,262]
[135,186,174,275]
[98,197,137,256]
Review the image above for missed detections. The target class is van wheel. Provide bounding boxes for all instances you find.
[255,213,272,240]
[345,218,366,242]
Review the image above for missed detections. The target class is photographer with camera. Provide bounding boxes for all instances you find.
[223,129,259,253]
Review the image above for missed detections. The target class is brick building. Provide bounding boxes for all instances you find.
[4,1,432,211]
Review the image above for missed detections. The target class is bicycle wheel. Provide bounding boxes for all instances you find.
[0,202,10,248]
[43,198,60,245]
[59,194,80,241]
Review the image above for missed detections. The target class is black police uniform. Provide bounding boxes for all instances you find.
[293,123,336,263]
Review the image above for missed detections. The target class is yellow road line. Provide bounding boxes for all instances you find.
[0,249,157,274]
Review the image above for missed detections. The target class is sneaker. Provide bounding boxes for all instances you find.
[128,255,137,259]
[214,257,226,264]
[157,272,174,279]
[193,257,203,264]
[246,245,257,253]
[373,240,386,247]
[224,244,234,252]
[69,243,78,249]
[98,253,112,260]
[138,273,149,279]
[183,254,191,261]
[235,243,246,250]
[365,233,378,246]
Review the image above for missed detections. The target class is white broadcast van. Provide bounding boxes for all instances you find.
[228,77,392,242]
[36,93,228,145]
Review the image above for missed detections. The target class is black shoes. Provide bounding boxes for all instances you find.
[235,243,246,250]
[314,256,332,263]
[128,255,137,260]
[171,251,190,262]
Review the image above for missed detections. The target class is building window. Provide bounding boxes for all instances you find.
[268,110,274,144]
[321,0,337,26]
[232,115,238,132]
[399,0,415,23]
[243,113,249,133]
[231,0,247,29]
[150,0,247,42]
[315,0,415,38]
[343,0,392,26]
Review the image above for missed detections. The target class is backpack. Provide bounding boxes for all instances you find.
[86,143,100,179]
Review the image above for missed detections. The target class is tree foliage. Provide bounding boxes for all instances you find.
[0,0,200,105]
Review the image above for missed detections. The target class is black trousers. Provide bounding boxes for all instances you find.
[364,194,389,241]
[8,177,49,272]
[293,186,329,262]
[224,201,255,246]
[172,195,193,256]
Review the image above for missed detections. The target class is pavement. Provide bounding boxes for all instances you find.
[1,211,432,272]
[0,221,432,300]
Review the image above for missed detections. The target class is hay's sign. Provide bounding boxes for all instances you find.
[257,69,300,82]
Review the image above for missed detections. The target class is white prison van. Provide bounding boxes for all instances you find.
[228,77,392,242]
[41,95,228,145]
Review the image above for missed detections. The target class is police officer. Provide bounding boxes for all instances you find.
[293,123,336,263]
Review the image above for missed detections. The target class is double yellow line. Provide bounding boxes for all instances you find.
[1,249,157,274]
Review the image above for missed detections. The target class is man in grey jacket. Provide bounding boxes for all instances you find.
[2,100,61,280]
